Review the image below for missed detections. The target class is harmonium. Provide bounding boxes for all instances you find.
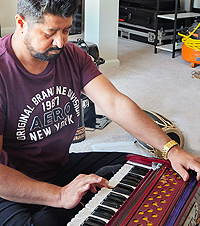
[68,154,200,226]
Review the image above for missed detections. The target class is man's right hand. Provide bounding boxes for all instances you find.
[59,174,108,209]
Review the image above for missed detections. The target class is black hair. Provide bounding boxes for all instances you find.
[17,0,79,24]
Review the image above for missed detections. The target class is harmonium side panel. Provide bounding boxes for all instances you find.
[108,164,186,225]
[107,155,200,226]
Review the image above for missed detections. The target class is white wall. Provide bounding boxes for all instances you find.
[84,0,120,69]
[194,0,200,8]
[182,0,200,11]
[0,0,17,36]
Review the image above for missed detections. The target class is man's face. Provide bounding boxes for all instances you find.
[23,14,73,61]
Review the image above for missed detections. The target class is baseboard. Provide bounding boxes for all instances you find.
[1,27,16,37]
[99,59,120,71]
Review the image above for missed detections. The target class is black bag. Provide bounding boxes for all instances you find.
[81,94,112,129]
[81,94,96,128]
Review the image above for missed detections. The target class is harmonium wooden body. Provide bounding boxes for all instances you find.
[68,154,200,226]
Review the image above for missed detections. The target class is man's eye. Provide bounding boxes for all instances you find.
[63,29,70,35]
[45,33,54,38]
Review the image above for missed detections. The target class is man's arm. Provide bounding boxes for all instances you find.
[0,135,108,208]
[83,74,200,181]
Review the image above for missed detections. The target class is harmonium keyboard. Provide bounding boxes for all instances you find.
[68,154,200,226]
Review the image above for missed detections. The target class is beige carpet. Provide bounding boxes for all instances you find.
[70,37,200,158]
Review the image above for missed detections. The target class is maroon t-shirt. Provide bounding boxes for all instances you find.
[0,34,101,181]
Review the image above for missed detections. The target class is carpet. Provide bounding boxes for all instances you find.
[70,37,200,158]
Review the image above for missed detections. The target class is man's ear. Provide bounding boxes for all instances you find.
[15,14,26,32]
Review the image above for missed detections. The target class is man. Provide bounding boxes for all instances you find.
[0,0,200,225]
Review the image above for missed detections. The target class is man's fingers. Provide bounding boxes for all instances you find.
[186,160,200,181]
[73,174,108,194]
[168,147,200,181]
[60,174,108,209]
[172,164,189,182]
[196,173,200,181]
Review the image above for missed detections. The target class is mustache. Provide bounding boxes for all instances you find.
[45,46,64,53]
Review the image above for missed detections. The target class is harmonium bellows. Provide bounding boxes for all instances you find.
[68,154,200,226]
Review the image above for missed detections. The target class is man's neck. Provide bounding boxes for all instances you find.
[11,32,49,75]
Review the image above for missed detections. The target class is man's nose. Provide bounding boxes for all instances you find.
[52,31,64,48]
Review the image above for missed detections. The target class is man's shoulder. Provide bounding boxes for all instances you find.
[65,41,86,54]
[63,41,89,62]
[0,37,7,57]
[0,34,11,58]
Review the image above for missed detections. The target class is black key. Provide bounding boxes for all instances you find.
[81,216,106,226]
[101,199,121,209]
[109,192,126,202]
[113,183,134,196]
[101,192,126,209]
[130,165,149,176]
[121,173,142,187]
[92,205,115,220]
[127,173,143,183]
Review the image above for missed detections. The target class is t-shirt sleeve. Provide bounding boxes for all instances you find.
[72,44,102,89]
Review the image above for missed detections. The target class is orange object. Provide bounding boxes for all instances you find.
[181,43,200,68]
